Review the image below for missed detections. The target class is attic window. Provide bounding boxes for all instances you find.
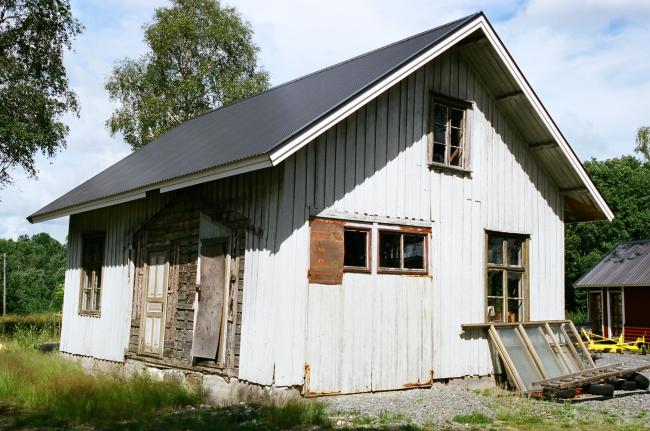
[428,93,471,169]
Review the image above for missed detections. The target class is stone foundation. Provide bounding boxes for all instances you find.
[60,352,301,405]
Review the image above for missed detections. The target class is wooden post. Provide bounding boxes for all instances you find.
[3,253,6,315]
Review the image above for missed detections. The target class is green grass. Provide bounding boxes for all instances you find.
[0,350,203,427]
[0,313,61,336]
[452,412,494,425]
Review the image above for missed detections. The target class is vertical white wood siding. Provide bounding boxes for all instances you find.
[61,47,564,393]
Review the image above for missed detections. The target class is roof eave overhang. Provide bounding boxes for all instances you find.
[28,155,272,223]
[268,15,613,222]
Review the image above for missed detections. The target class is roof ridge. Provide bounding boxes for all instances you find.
[177,12,482,128]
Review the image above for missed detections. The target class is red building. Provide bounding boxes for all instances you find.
[575,240,650,341]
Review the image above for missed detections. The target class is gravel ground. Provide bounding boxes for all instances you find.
[323,353,650,428]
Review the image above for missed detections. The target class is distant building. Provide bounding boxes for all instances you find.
[575,240,650,341]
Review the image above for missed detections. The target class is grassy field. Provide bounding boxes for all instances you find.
[1,316,648,430]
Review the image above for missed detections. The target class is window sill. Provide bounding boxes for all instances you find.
[78,312,101,318]
[428,162,472,177]
[344,267,371,274]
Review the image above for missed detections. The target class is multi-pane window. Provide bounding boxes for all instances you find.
[378,230,427,274]
[344,227,370,272]
[80,233,105,314]
[486,233,528,323]
[430,96,469,168]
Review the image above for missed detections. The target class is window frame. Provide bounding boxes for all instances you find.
[377,226,429,276]
[343,225,372,274]
[484,231,529,323]
[427,92,472,172]
[78,232,106,316]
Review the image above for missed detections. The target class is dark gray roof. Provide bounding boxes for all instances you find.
[29,13,480,221]
[574,240,650,288]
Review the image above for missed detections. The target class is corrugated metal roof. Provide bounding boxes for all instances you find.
[574,240,650,288]
[29,13,479,221]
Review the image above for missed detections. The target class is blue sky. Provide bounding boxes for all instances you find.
[2,0,649,242]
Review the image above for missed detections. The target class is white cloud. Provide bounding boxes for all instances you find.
[1,0,648,242]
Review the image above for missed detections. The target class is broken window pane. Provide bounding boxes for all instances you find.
[564,324,593,369]
[379,232,401,269]
[487,297,503,322]
[344,229,368,269]
[487,270,503,296]
[508,238,523,267]
[449,146,462,166]
[451,127,463,147]
[403,234,425,269]
[548,324,580,373]
[507,299,522,322]
[487,236,504,264]
[495,327,543,391]
[508,272,522,298]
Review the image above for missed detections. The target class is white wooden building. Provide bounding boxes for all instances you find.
[29,12,612,395]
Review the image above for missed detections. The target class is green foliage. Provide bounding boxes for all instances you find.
[105,0,269,150]
[565,309,588,325]
[0,350,203,427]
[565,156,650,310]
[0,0,82,186]
[635,126,650,162]
[0,233,67,314]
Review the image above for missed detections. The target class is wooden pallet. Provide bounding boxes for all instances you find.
[533,363,650,389]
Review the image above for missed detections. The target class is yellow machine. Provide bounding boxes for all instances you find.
[582,329,648,354]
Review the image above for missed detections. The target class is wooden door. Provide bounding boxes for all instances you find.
[140,250,168,356]
[191,238,228,360]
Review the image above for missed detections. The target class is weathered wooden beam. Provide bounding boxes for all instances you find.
[560,186,589,195]
[495,91,524,102]
[528,141,558,150]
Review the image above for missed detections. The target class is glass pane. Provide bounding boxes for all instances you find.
[450,108,464,128]
[564,324,592,369]
[487,297,504,322]
[432,143,446,164]
[403,234,425,269]
[433,104,447,125]
[379,232,401,269]
[548,324,580,373]
[450,127,463,147]
[487,236,504,264]
[495,327,543,391]
[507,299,523,322]
[523,326,565,378]
[344,229,368,268]
[94,288,101,312]
[487,270,503,296]
[433,124,446,144]
[508,272,522,298]
[83,288,92,312]
[508,238,523,267]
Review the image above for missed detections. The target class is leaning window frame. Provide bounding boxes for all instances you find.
[427,92,472,171]
[377,226,430,276]
[343,225,372,274]
[484,231,530,323]
[78,232,106,316]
